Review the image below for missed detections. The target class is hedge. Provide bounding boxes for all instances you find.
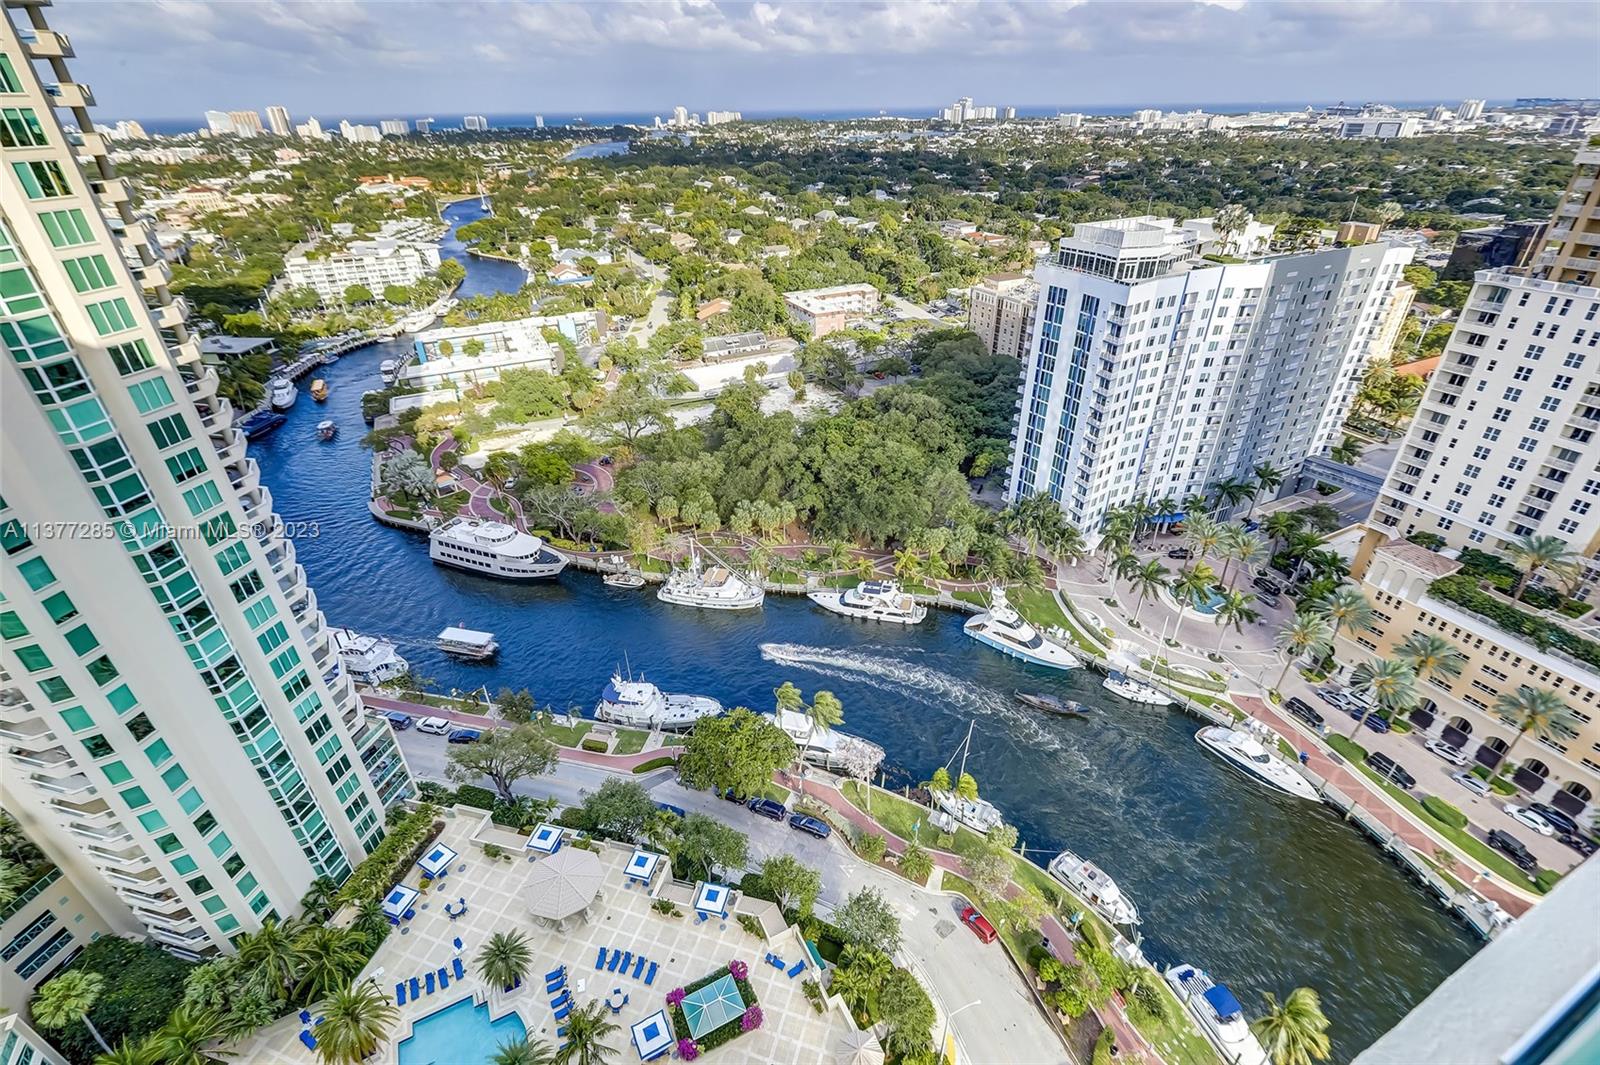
[455,784,497,810]
[335,804,441,906]
[1421,796,1468,829]
[581,736,610,752]
[668,963,760,1054]
[1429,574,1600,669]
[632,755,677,774]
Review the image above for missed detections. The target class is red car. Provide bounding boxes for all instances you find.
[960,906,997,943]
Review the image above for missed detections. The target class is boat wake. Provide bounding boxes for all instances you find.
[757,641,1070,754]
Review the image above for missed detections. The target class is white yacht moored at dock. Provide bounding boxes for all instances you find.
[269,376,298,410]
[765,707,885,779]
[1165,963,1269,1065]
[807,579,926,624]
[1048,850,1141,927]
[1196,724,1320,800]
[930,789,1006,833]
[379,359,400,385]
[593,673,722,730]
[436,626,498,660]
[963,588,1078,670]
[1102,670,1173,706]
[429,517,568,581]
[656,551,764,610]
[329,628,410,686]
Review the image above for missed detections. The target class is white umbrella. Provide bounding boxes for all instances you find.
[834,1028,884,1065]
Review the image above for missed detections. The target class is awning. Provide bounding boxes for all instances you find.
[631,1009,673,1060]
[417,842,459,878]
[693,881,729,917]
[526,846,605,924]
[1203,984,1244,1021]
[381,884,418,919]
[681,972,744,1039]
[834,1027,885,1065]
[626,849,663,882]
[524,822,564,854]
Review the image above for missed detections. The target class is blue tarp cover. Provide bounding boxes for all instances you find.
[1204,984,1243,1020]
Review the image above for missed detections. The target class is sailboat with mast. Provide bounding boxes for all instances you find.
[928,721,1006,833]
[656,543,765,610]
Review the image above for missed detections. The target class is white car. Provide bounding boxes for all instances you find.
[1504,803,1556,836]
[416,716,452,735]
[1453,771,1491,797]
[1424,739,1469,766]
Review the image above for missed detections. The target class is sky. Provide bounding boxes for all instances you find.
[55,0,1600,123]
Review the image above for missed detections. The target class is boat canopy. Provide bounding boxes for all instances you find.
[438,626,495,647]
[1203,984,1244,1021]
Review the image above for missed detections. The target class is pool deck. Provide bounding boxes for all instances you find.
[229,807,853,1062]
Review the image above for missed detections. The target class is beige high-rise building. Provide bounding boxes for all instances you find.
[264,104,291,136]
[1539,146,1600,287]
[226,108,262,136]
[1372,281,1415,361]
[966,273,1037,360]
[0,6,412,959]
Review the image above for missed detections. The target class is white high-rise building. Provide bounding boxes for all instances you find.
[295,115,325,140]
[379,119,410,136]
[203,109,232,135]
[338,119,381,143]
[226,109,263,136]
[414,117,433,134]
[463,114,488,131]
[534,115,544,129]
[264,104,291,136]
[284,238,442,303]
[672,105,689,127]
[0,9,412,958]
[705,110,741,126]
[1457,98,1486,121]
[1006,216,1412,537]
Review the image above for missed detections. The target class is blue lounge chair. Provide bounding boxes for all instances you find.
[595,947,607,970]
[299,1010,313,1025]
[551,991,571,1009]
[453,957,466,981]
[395,982,407,1005]
[787,959,807,978]
[619,950,633,972]
[438,968,450,989]
[425,971,435,994]
[299,1030,317,1051]
[410,977,420,1000]
[554,1003,571,1021]
[644,961,658,986]
[453,936,463,951]
[546,965,567,983]
[632,955,646,980]
[607,951,621,972]
[557,1026,569,1038]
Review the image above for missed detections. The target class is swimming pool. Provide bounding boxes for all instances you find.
[397,997,528,1065]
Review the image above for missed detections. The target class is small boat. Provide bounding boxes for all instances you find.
[1165,964,1269,1065]
[316,420,337,441]
[268,376,297,410]
[310,379,329,402]
[766,707,885,779]
[1195,724,1319,800]
[603,571,646,589]
[930,720,1006,832]
[594,672,722,730]
[240,411,286,440]
[1102,670,1173,706]
[1014,691,1090,717]
[807,579,926,624]
[330,628,410,686]
[1048,850,1141,926]
[963,587,1078,671]
[436,625,498,660]
[379,359,399,386]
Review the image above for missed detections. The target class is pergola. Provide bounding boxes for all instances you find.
[526,846,605,931]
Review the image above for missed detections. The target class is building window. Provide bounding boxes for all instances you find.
[84,298,138,336]
[0,107,46,148]
[62,254,116,293]
[38,208,94,248]
[10,160,73,199]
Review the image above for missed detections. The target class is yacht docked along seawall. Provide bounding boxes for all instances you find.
[428,517,568,581]
[593,672,722,730]
[1165,963,1270,1065]
[1048,849,1141,928]
[963,587,1079,670]
[807,579,927,624]
[656,550,764,610]
[1196,723,1319,801]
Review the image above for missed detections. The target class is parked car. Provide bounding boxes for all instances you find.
[1364,752,1416,790]
[384,711,413,731]
[1258,592,1282,609]
[1360,713,1391,734]
[720,787,747,804]
[747,798,788,821]
[788,813,831,839]
[1503,804,1556,837]
[1166,547,1192,560]
[1424,739,1469,766]
[1452,771,1492,797]
[1252,574,1282,594]
[1284,697,1324,728]
[959,906,997,944]
[1528,803,1581,837]
[1487,829,1538,872]
[1558,832,1597,857]
[416,716,452,735]
[447,729,481,744]
[1316,688,1350,708]
[655,801,688,819]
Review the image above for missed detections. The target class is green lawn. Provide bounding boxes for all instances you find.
[1324,734,1549,892]
[538,718,593,748]
[839,779,984,852]
[951,588,987,607]
[613,729,649,756]
[1010,588,1107,658]
[631,755,676,774]
[1128,988,1224,1065]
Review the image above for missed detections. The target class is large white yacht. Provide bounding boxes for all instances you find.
[593,673,723,730]
[329,627,410,686]
[269,376,298,410]
[1047,850,1141,927]
[807,579,926,624]
[765,707,885,779]
[429,517,568,581]
[930,789,1006,833]
[656,551,764,610]
[1195,724,1319,800]
[963,587,1078,670]
[1165,963,1269,1065]
[1102,670,1173,706]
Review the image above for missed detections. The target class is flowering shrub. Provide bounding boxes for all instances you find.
[678,1038,700,1060]
[666,987,687,1007]
[728,959,748,981]
[740,1005,764,1032]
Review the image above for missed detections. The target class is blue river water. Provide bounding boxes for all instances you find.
[249,205,1477,1061]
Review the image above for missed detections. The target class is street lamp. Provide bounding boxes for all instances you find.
[938,998,982,1065]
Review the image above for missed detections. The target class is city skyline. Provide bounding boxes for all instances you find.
[57,0,1600,120]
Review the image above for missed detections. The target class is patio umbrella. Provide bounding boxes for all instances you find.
[834,1028,884,1065]
[526,846,605,928]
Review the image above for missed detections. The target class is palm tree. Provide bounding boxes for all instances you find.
[825,541,852,572]
[147,1005,231,1065]
[1180,492,1211,518]
[1262,511,1302,558]
[1330,436,1363,465]
[1249,464,1287,517]
[1045,522,1087,566]
[1111,548,1142,585]
[1505,533,1580,601]
[773,681,804,714]
[1128,559,1170,626]
[1217,525,1266,586]
[555,1001,619,1065]
[1171,563,1218,634]
[1252,987,1332,1065]
[1313,587,1373,650]
[1394,633,1467,684]
[892,548,922,584]
[1492,686,1577,783]
[1347,658,1417,736]
[93,1038,158,1065]
[293,926,363,1004]
[803,690,845,770]
[299,875,340,921]
[477,930,534,992]
[1184,513,1223,563]
[829,944,892,1014]
[1213,590,1261,651]
[33,970,112,1054]
[493,1039,557,1065]
[239,917,299,1002]
[315,981,398,1065]
[1276,613,1333,689]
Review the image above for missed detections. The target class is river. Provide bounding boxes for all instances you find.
[253,202,1477,1061]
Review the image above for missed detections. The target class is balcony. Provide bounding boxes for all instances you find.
[131,257,172,291]
[67,130,105,158]
[151,296,189,330]
[9,746,74,772]
[169,334,202,366]
[0,717,51,743]
[27,772,94,797]
[240,485,273,527]
[42,81,94,109]
[184,364,219,402]
[88,176,131,206]
[215,427,246,467]
[103,867,164,889]
[227,455,259,494]
[17,27,72,58]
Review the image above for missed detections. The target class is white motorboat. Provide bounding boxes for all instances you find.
[316,419,337,441]
[765,707,885,779]
[268,376,298,410]
[1047,850,1141,927]
[437,626,498,660]
[429,517,568,580]
[657,550,764,610]
[603,571,646,589]
[963,587,1078,670]
[930,789,1005,833]
[1196,724,1319,800]
[1102,670,1173,706]
[329,627,410,686]
[593,673,722,730]
[807,579,926,624]
[379,359,399,386]
[1165,963,1269,1065]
